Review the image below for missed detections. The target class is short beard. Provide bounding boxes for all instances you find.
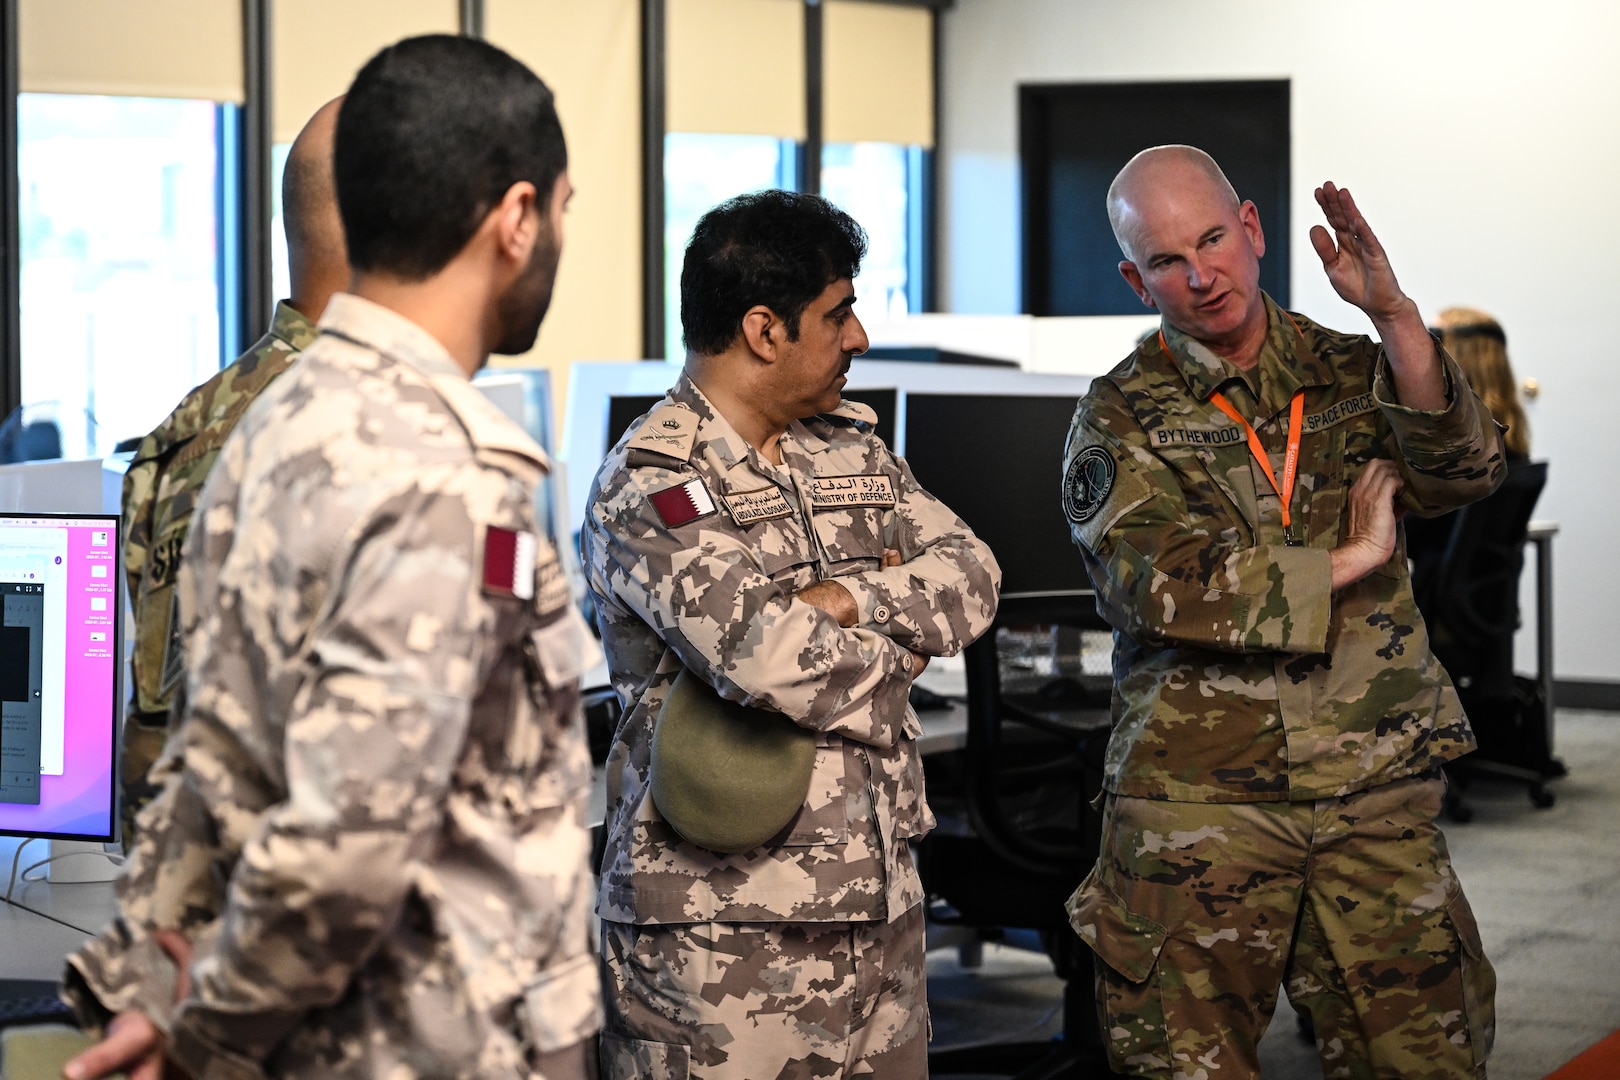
[491,226,560,356]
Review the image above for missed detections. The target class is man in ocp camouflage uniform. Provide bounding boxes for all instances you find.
[62,36,598,1080]
[118,95,350,847]
[1062,145,1503,1079]
[583,190,1001,1079]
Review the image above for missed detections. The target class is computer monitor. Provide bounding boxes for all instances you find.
[606,393,667,452]
[900,393,1090,599]
[0,513,122,843]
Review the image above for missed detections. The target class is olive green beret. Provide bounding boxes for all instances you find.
[649,667,816,855]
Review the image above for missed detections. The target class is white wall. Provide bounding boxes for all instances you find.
[940,0,1620,682]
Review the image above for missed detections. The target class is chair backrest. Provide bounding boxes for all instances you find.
[961,593,1108,877]
[1415,460,1547,698]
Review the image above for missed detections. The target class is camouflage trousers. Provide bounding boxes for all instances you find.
[1068,771,1496,1080]
[598,905,927,1079]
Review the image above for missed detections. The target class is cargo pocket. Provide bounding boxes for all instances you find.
[599,1032,690,1080]
[1445,889,1497,1066]
[1066,872,1172,1072]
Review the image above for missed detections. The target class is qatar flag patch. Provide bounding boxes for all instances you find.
[649,478,716,528]
[483,526,537,600]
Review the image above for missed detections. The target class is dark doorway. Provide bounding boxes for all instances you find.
[1020,80,1290,317]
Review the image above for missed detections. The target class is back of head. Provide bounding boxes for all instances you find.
[680,189,867,357]
[1436,306,1529,458]
[335,34,567,280]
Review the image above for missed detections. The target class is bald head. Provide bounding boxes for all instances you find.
[1107,145,1240,264]
[282,96,349,321]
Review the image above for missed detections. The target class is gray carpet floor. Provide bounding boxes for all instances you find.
[925,709,1620,1079]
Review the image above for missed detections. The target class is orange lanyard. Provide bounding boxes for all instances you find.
[1210,388,1305,546]
[1160,327,1308,546]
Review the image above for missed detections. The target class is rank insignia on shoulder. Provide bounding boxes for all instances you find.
[650,478,717,528]
[483,526,537,600]
[626,404,698,463]
[1063,446,1115,524]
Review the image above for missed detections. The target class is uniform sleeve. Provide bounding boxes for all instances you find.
[1064,385,1333,656]
[160,485,493,1079]
[830,452,1001,657]
[1374,346,1508,515]
[586,466,915,751]
[62,735,225,1037]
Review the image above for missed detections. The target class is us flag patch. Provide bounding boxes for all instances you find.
[649,478,716,528]
[483,526,537,600]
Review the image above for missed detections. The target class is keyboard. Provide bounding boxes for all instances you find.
[0,979,73,1029]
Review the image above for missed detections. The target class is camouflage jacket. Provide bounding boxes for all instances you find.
[1063,295,1506,803]
[122,300,315,729]
[65,294,600,1080]
[583,374,1000,925]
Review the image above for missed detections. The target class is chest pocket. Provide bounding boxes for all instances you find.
[810,506,891,575]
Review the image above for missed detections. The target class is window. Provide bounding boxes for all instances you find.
[16,94,229,457]
[663,132,798,361]
[820,142,928,320]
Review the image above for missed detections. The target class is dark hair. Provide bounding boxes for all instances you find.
[680,190,867,357]
[335,35,567,279]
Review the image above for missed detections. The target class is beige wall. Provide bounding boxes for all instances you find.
[19,0,243,101]
[273,0,460,143]
[486,0,645,437]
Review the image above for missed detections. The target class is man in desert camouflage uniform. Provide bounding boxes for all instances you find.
[583,190,1001,1079]
[117,96,350,846]
[62,36,598,1080]
[1063,145,1503,1079]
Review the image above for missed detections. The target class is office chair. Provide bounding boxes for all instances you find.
[921,595,1120,1079]
[1410,460,1556,818]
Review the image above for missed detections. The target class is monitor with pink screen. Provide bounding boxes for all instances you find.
[0,512,122,843]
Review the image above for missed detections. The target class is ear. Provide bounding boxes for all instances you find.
[1239,200,1266,260]
[490,180,540,265]
[739,305,782,363]
[1118,261,1156,309]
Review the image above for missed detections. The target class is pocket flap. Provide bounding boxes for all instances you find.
[1445,889,1486,961]
[520,952,603,1053]
[530,607,602,689]
[1066,875,1168,984]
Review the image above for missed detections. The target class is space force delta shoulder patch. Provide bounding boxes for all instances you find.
[1063,446,1115,525]
[650,478,717,527]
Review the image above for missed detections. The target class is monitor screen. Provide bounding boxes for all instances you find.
[901,393,1090,598]
[606,394,667,453]
[0,513,121,842]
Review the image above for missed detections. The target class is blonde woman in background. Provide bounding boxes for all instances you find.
[1435,306,1531,460]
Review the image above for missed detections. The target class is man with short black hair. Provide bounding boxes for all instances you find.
[583,189,1001,1079]
[64,35,597,1080]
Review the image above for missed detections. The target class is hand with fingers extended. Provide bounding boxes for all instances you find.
[1309,181,1414,324]
[1329,458,1405,590]
[63,930,194,1080]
